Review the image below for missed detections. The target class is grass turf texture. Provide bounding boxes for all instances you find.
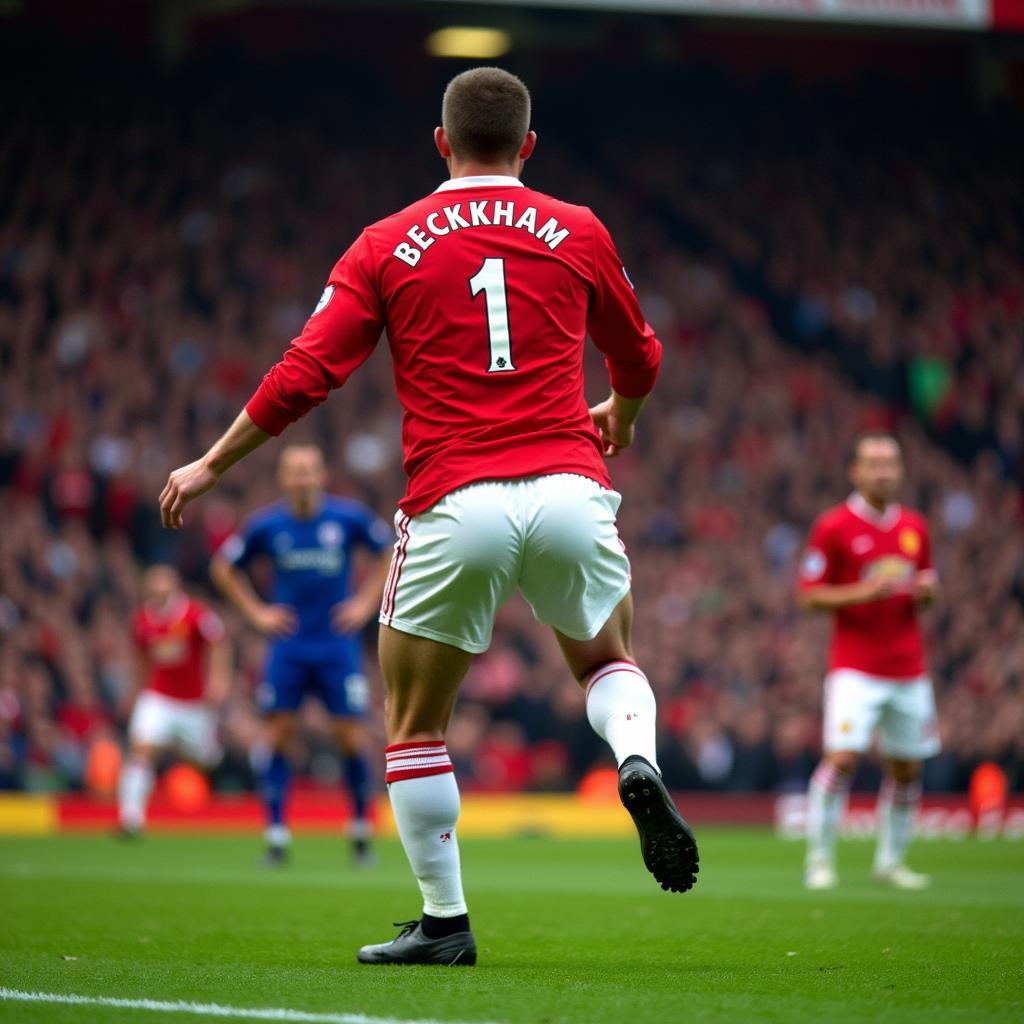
[0,830,1020,1024]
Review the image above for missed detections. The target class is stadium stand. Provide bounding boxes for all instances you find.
[1,48,1021,799]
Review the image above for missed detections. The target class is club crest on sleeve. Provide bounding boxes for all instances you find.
[800,548,826,581]
[312,284,335,316]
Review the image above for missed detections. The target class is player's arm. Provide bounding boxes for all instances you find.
[799,578,897,612]
[161,410,270,529]
[197,607,231,707]
[332,510,395,633]
[332,549,394,634]
[119,649,149,721]
[159,233,383,529]
[911,522,940,606]
[797,517,896,611]
[209,550,297,637]
[585,213,663,457]
[204,636,232,708]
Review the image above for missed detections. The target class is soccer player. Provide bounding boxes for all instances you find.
[158,67,698,965]
[118,565,230,835]
[210,444,392,865]
[799,433,940,890]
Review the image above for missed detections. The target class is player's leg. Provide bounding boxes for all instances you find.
[554,596,698,893]
[117,744,159,836]
[333,717,374,861]
[874,677,940,888]
[251,645,305,862]
[804,749,859,889]
[805,670,881,888]
[118,691,168,835]
[359,485,519,965]
[356,626,474,964]
[318,657,375,863]
[521,473,697,893]
[253,710,298,863]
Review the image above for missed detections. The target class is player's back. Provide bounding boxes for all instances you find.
[247,176,661,515]
[369,179,641,512]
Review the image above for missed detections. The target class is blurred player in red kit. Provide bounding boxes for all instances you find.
[118,565,231,836]
[799,434,940,890]
[158,67,698,965]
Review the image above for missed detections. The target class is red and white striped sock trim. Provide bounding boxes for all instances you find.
[810,761,853,795]
[880,778,922,808]
[385,740,453,785]
[584,659,645,698]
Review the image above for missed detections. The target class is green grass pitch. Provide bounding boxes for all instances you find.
[0,829,1021,1023]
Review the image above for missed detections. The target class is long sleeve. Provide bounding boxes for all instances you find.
[586,213,662,399]
[246,232,384,436]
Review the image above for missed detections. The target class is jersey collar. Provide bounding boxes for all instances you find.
[847,492,901,531]
[434,175,524,193]
[147,592,189,625]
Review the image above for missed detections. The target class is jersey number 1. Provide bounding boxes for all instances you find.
[469,258,516,373]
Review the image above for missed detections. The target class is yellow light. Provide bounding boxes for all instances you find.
[426,27,512,60]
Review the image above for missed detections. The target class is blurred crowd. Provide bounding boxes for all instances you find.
[1,55,1021,798]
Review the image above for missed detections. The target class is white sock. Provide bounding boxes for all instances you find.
[118,755,155,831]
[265,824,292,847]
[875,778,921,870]
[585,661,659,771]
[806,760,853,865]
[385,742,467,918]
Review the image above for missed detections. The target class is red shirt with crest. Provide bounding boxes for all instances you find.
[132,596,224,702]
[799,495,933,679]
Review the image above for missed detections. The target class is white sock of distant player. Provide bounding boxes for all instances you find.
[585,661,659,771]
[385,742,467,918]
[118,754,155,831]
[806,760,853,865]
[874,777,922,870]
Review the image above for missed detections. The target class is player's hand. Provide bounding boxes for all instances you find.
[860,576,899,602]
[250,604,298,637]
[589,397,634,458]
[332,596,377,635]
[160,458,222,529]
[911,569,939,605]
[204,679,231,710]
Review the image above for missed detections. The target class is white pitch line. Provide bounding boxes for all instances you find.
[0,988,499,1024]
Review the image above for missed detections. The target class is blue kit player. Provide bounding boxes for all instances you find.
[212,444,393,865]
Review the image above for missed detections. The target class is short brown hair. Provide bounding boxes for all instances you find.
[849,431,901,464]
[442,67,531,162]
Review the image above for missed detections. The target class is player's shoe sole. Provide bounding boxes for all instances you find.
[618,756,699,893]
[357,921,476,966]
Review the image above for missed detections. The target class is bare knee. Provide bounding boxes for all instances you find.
[334,718,367,756]
[129,744,159,765]
[557,595,635,684]
[828,751,860,776]
[265,714,297,753]
[886,759,921,785]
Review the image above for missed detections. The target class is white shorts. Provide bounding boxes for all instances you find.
[379,474,631,654]
[823,669,940,761]
[129,691,220,766]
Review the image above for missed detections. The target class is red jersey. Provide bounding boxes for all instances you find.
[132,596,225,702]
[799,494,933,679]
[245,175,662,515]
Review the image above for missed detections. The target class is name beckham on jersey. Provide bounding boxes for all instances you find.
[393,200,571,267]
